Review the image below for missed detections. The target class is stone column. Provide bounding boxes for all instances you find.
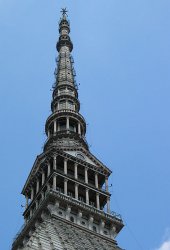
[47,163,51,177]
[85,167,88,184]
[31,187,34,200]
[88,216,94,230]
[99,220,105,235]
[53,175,57,190]
[53,156,57,170]
[42,171,45,185]
[47,130,50,138]
[105,176,109,192]
[41,192,45,200]
[75,183,79,200]
[64,179,68,195]
[86,188,89,205]
[74,163,78,179]
[36,179,40,194]
[64,158,68,175]
[66,117,69,130]
[25,195,29,208]
[95,173,99,189]
[47,182,50,191]
[24,218,27,224]
[96,193,100,210]
[35,200,38,209]
[77,210,82,225]
[110,225,117,239]
[66,205,71,220]
[107,197,111,213]
[54,120,57,134]
[58,120,60,131]
[78,123,81,135]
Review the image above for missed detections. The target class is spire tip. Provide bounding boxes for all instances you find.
[61,8,68,18]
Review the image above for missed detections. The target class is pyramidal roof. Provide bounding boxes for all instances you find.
[21,217,122,250]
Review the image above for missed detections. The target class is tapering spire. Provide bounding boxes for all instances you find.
[57,9,73,52]
[12,10,124,250]
[44,9,88,151]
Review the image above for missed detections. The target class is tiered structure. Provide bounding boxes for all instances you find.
[12,9,124,250]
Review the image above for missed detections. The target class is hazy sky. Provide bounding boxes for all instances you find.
[0,1,170,250]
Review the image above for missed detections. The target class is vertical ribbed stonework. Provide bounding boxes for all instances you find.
[12,9,124,250]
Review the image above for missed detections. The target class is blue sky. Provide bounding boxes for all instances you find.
[0,1,170,249]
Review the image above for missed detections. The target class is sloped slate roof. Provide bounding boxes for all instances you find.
[21,217,122,250]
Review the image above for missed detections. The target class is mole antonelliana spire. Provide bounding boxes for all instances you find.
[12,9,124,250]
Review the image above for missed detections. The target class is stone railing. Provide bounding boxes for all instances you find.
[50,190,123,223]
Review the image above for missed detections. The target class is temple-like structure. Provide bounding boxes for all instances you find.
[12,9,124,250]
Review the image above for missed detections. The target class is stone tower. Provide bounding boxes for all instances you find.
[12,9,124,250]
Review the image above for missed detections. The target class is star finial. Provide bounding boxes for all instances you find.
[61,8,68,17]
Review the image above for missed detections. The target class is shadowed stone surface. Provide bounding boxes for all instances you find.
[21,217,122,250]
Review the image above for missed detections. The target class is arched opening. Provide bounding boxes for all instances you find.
[69,118,77,132]
[58,118,66,131]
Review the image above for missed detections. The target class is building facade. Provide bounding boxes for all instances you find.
[12,10,124,250]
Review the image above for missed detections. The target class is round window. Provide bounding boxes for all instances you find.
[76,153,85,160]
